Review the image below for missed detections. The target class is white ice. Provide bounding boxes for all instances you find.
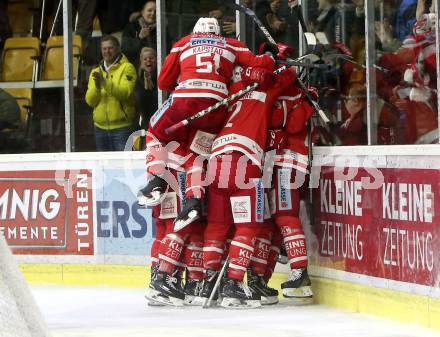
[31,285,440,337]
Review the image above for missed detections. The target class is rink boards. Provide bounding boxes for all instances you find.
[0,146,439,329]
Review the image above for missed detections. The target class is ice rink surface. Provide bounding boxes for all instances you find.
[31,285,440,337]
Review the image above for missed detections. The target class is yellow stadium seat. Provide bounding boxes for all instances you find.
[7,0,35,36]
[41,35,83,81]
[0,37,40,82]
[2,88,32,132]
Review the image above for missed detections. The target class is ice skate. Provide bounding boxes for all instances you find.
[149,270,185,306]
[220,277,261,309]
[137,175,169,207]
[247,269,279,305]
[192,269,219,306]
[281,268,313,303]
[183,278,203,306]
[173,197,202,231]
[144,265,166,306]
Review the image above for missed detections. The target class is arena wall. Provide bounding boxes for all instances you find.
[0,147,439,329]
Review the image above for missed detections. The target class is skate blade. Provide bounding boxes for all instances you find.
[153,294,185,307]
[173,210,200,232]
[184,295,204,306]
[282,286,313,302]
[144,289,166,306]
[261,295,279,305]
[145,289,184,307]
[220,297,262,309]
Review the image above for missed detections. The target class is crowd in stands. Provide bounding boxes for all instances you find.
[0,0,437,153]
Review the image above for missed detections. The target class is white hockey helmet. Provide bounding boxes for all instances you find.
[193,17,221,35]
[413,13,436,35]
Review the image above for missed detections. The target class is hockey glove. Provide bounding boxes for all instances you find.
[243,67,275,89]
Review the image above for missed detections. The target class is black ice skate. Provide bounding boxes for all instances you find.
[183,278,203,306]
[220,277,261,309]
[149,270,185,306]
[145,265,167,306]
[192,269,219,306]
[247,269,279,305]
[137,175,169,207]
[173,197,202,231]
[281,267,313,303]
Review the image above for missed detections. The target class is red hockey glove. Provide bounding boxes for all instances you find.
[266,129,286,151]
[276,43,294,60]
[243,67,275,89]
[258,42,280,57]
[331,42,353,56]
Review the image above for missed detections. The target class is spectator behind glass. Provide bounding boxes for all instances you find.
[122,1,157,66]
[266,0,288,42]
[395,0,418,41]
[337,82,367,145]
[0,89,29,153]
[313,0,339,44]
[85,35,137,151]
[135,47,158,130]
[220,0,270,52]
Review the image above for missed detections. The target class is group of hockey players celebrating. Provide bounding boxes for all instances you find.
[137,17,315,309]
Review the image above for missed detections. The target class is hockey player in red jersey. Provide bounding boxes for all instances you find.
[199,61,297,308]
[266,80,315,301]
[144,167,206,306]
[138,17,275,229]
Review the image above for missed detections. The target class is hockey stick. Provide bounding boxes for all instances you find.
[164,66,286,135]
[228,2,330,124]
[203,257,230,309]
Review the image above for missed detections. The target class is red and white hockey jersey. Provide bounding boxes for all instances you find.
[267,86,314,173]
[158,33,275,102]
[211,68,296,168]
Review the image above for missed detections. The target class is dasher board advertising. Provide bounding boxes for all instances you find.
[0,170,94,255]
[312,166,438,287]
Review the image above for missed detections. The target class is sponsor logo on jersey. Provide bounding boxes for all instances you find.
[159,192,178,219]
[177,172,186,210]
[230,196,251,223]
[212,134,238,149]
[254,179,264,223]
[190,37,226,47]
[190,130,216,156]
[178,80,227,92]
[149,96,172,127]
[278,169,292,210]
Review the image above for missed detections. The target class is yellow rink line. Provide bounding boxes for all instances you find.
[21,264,440,331]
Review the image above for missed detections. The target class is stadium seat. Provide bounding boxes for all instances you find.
[2,88,33,135]
[41,35,83,81]
[7,0,35,36]
[0,37,40,82]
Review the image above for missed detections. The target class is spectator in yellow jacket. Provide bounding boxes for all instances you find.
[86,35,137,151]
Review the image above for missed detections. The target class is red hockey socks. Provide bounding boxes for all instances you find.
[275,215,308,269]
[150,218,166,267]
[182,230,204,280]
[264,228,282,282]
[250,224,273,276]
[227,226,257,281]
[203,222,231,271]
